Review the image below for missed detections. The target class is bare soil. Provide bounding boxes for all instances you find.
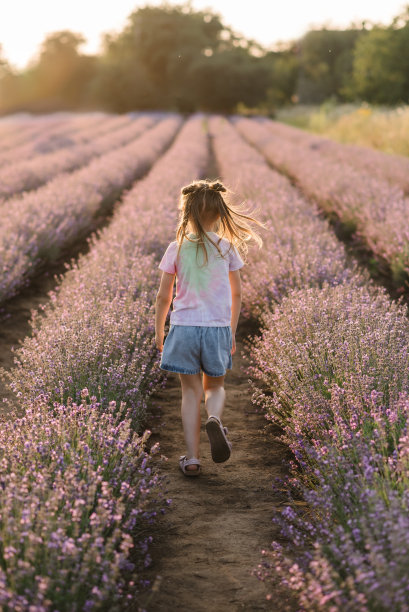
[138,330,299,612]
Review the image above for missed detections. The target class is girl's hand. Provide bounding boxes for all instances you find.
[231,334,236,355]
[155,333,164,352]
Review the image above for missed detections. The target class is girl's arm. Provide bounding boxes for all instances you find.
[229,269,242,355]
[155,271,175,351]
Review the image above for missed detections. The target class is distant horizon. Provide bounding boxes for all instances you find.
[0,0,407,70]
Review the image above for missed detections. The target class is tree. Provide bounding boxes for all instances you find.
[28,31,97,110]
[296,28,363,103]
[95,3,271,112]
[0,45,22,114]
[187,48,271,113]
[263,46,298,107]
[350,9,409,104]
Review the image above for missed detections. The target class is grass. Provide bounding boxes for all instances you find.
[276,100,409,157]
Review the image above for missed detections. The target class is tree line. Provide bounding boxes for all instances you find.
[1,3,409,115]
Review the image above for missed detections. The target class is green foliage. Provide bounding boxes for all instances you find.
[264,47,299,107]
[296,28,363,103]
[188,49,272,112]
[94,3,271,113]
[98,4,226,111]
[0,3,272,114]
[32,31,97,110]
[3,2,409,113]
[350,14,409,103]
[1,31,97,113]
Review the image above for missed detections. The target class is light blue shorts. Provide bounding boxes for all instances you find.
[160,325,233,377]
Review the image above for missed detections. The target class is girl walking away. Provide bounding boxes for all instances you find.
[155,179,262,476]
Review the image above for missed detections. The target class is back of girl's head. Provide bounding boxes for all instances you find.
[176,179,263,261]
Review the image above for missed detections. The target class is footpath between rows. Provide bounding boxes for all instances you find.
[140,330,299,612]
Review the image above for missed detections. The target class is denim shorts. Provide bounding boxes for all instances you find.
[160,325,233,377]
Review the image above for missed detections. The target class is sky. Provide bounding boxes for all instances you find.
[0,0,407,69]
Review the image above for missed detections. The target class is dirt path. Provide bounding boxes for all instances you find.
[140,327,299,612]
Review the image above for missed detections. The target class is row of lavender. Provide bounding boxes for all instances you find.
[0,113,70,148]
[256,117,409,194]
[0,115,181,307]
[0,116,208,610]
[209,117,361,316]
[0,113,111,168]
[210,116,409,610]
[0,113,104,160]
[235,117,409,287]
[0,114,138,197]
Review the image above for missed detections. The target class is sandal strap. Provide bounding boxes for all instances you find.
[180,455,201,466]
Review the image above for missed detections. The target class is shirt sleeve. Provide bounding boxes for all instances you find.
[229,245,244,271]
[159,242,177,274]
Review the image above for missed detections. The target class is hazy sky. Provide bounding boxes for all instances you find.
[0,0,407,69]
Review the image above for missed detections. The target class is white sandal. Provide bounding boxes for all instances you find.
[205,415,232,463]
[179,455,201,476]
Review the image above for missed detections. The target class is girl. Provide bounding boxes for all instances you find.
[155,179,262,476]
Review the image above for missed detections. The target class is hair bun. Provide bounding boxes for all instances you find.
[181,184,197,195]
[181,180,227,196]
[209,181,226,192]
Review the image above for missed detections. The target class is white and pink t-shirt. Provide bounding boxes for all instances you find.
[158,232,244,326]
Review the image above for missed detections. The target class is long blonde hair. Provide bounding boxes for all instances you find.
[176,179,263,264]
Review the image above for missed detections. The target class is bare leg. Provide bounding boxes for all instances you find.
[203,374,225,421]
[179,373,203,471]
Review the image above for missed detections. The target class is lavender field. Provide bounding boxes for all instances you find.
[0,111,408,611]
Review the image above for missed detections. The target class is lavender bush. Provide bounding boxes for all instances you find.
[0,115,182,305]
[205,117,409,609]
[0,392,169,611]
[0,114,154,199]
[235,117,409,286]
[247,281,409,470]
[256,116,409,195]
[0,115,208,608]
[209,116,361,319]
[107,113,209,258]
[254,391,409,611]
[0,113,111,169]
[4,115,208,412]
[247,281,409,610]
[0,113,76,157]
[5,248,160,428]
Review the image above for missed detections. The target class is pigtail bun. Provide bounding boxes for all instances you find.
[208,181,226,192]
[181,184,197,195]
[181,180,227,196]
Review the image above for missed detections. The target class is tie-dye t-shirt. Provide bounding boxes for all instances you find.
[158,232,244,326]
